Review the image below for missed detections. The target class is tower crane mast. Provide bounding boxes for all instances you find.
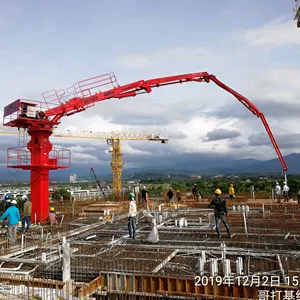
[2,71,288,222]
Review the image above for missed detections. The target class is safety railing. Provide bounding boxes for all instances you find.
[42,72,119,109]
[7,147,70,169]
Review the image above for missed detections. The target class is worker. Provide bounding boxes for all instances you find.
[208,189,232,239]
[167,188,174,203]
[176,190,182,202]
[0,199,20,246]
[48,207,57,225]
[21,104,28,117]
[229,184,235,200]
[141,186,148,208]
[192,184,198,200]
[21,196,32,233]
[2,194,11,228]
[128,193,137,239]
[283,182,290,202]
[275,182,281,203]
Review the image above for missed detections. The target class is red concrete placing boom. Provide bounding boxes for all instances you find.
[2,71,288,222]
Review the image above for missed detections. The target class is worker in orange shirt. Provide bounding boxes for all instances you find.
[229,184,235,200]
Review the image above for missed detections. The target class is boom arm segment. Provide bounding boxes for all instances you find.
[90,167,107,201]
[44,72,287,173]
[209,75,288,173]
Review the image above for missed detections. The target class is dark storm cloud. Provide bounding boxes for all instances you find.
[75,95,209,126]
[228,140,248,149]
[248,133,300,149]
[205,99,300,120]
[202,128,241,142]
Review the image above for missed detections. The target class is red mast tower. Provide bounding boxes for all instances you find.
[3,72,288,222]
[3,99,70,222]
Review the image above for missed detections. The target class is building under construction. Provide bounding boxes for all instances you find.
[0,196,299,299]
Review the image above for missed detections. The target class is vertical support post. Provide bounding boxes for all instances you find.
[62,238,71,282]
[221,243,226,260]
[223,259,231,277]
[243,211,248,235]
[210,259,218,277]
[284,173,287,185]
[21,234,24,251]
[27,128,53,222]
[236,257,243,275]
[199,257,205,275]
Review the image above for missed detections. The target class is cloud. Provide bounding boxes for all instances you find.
[202,128,241,142]
[242,19,300,50]
[228,140,248,149]
[116,47,230,70]
[117,143,152,156]
[248,133,300,149]
[166,131,188,139]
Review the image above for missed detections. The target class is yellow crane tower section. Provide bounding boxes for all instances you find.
[52,130,169,197]
[0,127,169,198]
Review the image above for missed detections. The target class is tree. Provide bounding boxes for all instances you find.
[52,188,71,200]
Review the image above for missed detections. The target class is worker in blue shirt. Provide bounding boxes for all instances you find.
[2,194,11,228]
[0,199,20,246]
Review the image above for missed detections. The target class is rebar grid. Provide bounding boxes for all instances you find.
[0,200,299,298]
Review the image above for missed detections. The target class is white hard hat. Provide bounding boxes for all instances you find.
[143,186,146,189]
[11,200,17,205]
[284,182,286,184]
[22,195,28,200]
[276,182,279,185]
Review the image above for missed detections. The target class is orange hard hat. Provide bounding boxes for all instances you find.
[229,184,234,187]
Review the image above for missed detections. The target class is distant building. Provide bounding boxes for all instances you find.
[190,175,202,179]
[214,175,224,178]
[69,173,77,183]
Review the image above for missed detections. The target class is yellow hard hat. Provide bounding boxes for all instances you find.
[214,189,222,195]
[50,207,55,211]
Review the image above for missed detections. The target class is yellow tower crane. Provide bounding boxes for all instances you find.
[0,127,169,197]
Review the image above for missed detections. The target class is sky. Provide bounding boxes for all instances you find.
[0,0,299,178]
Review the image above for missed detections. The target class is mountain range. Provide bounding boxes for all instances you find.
[1,153,299,182]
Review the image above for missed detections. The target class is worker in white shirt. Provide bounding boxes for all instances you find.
[128,193,137,239]
[283,182,290,202]
[275,182,281,203]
